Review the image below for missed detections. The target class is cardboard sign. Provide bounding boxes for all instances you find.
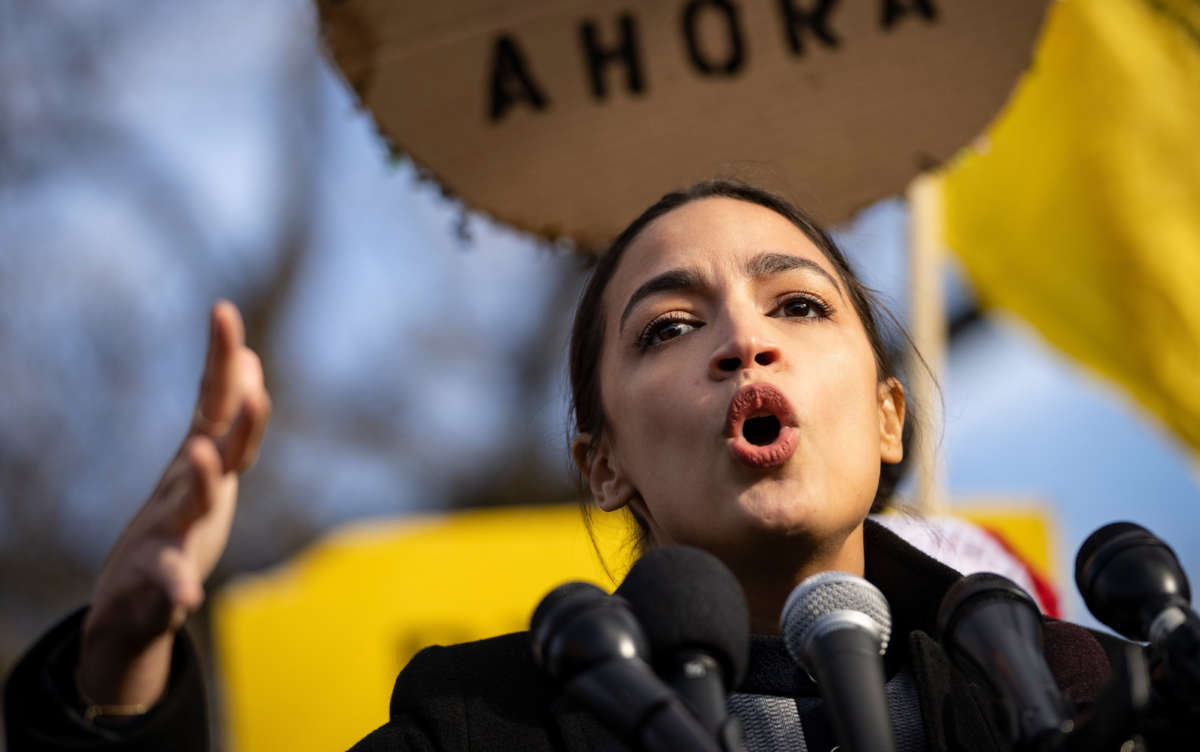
[319,0,1050,246]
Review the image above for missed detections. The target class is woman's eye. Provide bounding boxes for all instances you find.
[656,321,694,341]
[637,317,700,349]
[777,296,828,319]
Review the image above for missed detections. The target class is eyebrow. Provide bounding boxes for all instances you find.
[619,269,705,333]
[745,252,843,295]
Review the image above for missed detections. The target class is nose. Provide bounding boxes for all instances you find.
[708,318,782,379]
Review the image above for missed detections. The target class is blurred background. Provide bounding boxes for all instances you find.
[2,0,1197,749]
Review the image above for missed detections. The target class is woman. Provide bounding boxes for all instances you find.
[5,181,1118,751]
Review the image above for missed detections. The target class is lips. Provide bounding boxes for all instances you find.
[724,383,799,469]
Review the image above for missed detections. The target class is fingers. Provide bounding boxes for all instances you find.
[193,301,245,437]
[217,349,271,473]
[190,301,272,473]
[85,303,262,671]
[173,435,223,531]
[128,437,227,610]
[115,300,266,620]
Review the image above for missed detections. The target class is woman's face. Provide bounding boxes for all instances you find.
[579,197,904,569]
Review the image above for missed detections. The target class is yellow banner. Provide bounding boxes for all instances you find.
[941,0,1200,453]
[211,505,635,752]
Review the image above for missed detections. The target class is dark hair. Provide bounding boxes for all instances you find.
[569,180,915,550]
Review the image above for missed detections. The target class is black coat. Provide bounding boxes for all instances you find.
[5,520,1126,752]
[350,520,1121,752]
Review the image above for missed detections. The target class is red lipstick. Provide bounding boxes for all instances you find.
[724,383,799,469]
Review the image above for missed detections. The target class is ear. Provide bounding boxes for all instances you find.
[877,377,906,465]
[572,433,637,512]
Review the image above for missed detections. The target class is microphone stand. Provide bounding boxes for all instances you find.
[1148,608,1200,714]
[656,650,749,752]
[1136,609,1200,748]
[1045,643,1150,752]
[561,661,723,752]
[1053,625,1200,752]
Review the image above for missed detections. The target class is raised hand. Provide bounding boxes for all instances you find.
[76,301,271,711]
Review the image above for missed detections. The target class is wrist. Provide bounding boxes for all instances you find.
[77,625,175,709]
[74,673,151,723]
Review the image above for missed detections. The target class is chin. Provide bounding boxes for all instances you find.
[733,484,869,543]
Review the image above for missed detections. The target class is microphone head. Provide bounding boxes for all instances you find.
[616,545,750,686]
[1074,521,1191,640]
[937,572,1041,645]
[530,580,649,681]
[780,571,891,675]
[935,572,1073,743]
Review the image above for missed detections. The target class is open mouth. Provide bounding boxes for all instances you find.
[742,413,782,446]
[724,384,798,469]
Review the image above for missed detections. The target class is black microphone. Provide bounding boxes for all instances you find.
[781,571,896,752]
[616,545,749,751]
[530,581,721,752]
[937,572,1074,750]
[1075,522,1193,644]
[1075,522,1200,726]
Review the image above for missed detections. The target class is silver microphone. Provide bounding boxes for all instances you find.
[781,571,896,752]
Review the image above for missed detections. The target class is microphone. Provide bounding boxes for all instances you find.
[1075,522,1200,725]
[781,571,896,752]
[530,581,721,752]
[1074,522,1193,644]
[937,572,1074,749]
[616,545,749,751]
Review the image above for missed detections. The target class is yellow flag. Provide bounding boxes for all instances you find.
[941,0,1200,453]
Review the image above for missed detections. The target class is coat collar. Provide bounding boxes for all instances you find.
[736,517,964,695]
